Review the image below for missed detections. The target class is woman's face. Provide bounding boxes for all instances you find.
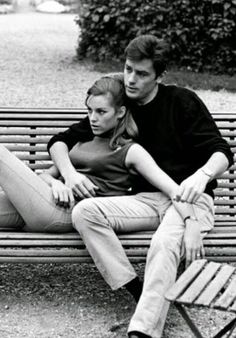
[87,93,123,136]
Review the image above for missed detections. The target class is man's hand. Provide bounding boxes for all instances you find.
[64,171,99,199]
[182,220,205,268]
[175,170,210,203]
[51,179,75,208]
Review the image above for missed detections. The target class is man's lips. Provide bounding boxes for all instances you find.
[126,86,138,92]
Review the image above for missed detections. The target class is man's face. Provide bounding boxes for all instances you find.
[124,58,158,105]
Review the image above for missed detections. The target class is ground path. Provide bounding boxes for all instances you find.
[0,11,235,111]
[0,11,102,108]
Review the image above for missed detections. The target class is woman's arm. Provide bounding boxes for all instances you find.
[39,166,75,208]
[125,144,194,220]
[39,165,60,186]
[126,144,204,266]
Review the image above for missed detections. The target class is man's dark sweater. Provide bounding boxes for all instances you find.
[47,84,233,198]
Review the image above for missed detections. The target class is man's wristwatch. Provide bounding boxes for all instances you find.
[184,215,198,224]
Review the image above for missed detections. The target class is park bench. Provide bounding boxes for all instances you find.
[0,107,236,264]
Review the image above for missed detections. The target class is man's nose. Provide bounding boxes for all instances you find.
[128,72,136,84]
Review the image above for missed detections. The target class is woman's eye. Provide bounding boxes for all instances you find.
[98,110,106,115]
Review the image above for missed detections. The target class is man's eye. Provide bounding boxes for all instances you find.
[138,73,147,77]
[125,66,132,73]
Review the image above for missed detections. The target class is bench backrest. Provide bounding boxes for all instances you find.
[0,108,235,224]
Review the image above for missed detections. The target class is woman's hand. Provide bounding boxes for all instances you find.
[51,179,75,208]
[63,172,99,199]
[182,219,205,268]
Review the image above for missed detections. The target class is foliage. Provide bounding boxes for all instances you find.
[75,0,236,74]
[0,0,13,4]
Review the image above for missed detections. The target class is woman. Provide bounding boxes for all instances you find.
[0,74,193,232]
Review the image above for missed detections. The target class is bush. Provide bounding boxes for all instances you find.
[75,0,236,74]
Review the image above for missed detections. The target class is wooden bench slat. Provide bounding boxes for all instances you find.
[6,145,47,152]
[194,264,235,307]
[0,136,50,143]
[177,262,221,305]
[0,107,86,113]
[214,218,236,222]
[205,247,236,256]
[0,113,86,120]
[0,256,93,263]
[0,248,149,257]
[0,129,64,135]
[215,191,236,197]
[207,233,236,238]
[215,209,236,215]
[204,239,236,245]
[215,200,236,206]
[165,259,207,302]
[214,275,236,310]
[220,173,236,179]
[0,121,77,127]
[217,182,236,188]
[0,239,153,247]
[0,231,154,240]
[16,154,51,161]
[216,122,236,129]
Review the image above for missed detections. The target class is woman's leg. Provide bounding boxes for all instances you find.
[0,188,25,229]
[0,145,72,232]
[72,192,171,290]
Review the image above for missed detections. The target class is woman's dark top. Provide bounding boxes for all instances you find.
[69,137,134,196]
[48,84,233,198]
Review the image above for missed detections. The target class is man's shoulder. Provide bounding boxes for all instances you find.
[161,83,197,98]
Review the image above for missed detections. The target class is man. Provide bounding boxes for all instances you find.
[47,35,233,338]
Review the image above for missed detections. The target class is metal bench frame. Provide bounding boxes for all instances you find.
[0,108,236,264]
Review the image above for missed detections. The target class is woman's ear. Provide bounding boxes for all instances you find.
[117,106,126,119]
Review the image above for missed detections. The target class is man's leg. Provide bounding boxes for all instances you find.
[72,192,171,290]
[128,193,215,338]
[0,145,72,232]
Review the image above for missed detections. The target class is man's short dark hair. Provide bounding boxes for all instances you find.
[125,35,169,78]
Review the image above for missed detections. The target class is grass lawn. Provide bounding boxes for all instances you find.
[92,60,236,92]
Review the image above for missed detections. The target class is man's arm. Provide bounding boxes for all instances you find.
[177,151,230,203]
[47,116,93,152]
[176,90,233,203]
[48,117,98,199]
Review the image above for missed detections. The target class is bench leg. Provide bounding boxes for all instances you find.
[213,316,236,338]
[175,303,236,338]
[175,303,204,338]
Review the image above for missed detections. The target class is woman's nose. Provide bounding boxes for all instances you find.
[90,112,98,122]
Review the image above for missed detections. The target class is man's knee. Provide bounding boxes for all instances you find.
[72,198,107,232]
[150,230,182,255]
[0,144,9,160]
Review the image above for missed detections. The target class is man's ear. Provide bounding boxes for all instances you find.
[117,106,126,119]
[157,70,167,83]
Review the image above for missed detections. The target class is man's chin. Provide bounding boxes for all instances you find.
[126,91,139,100]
